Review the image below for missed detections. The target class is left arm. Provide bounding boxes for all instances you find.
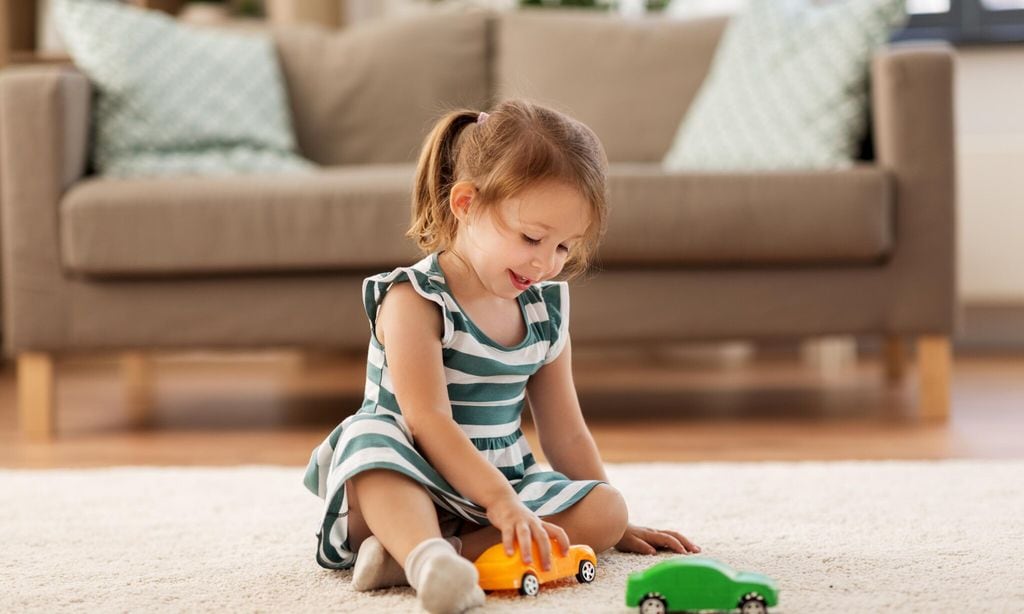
[526,335,606,483]
[526,335,701,555]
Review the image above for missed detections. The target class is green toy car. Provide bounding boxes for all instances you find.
[625,557,779,614]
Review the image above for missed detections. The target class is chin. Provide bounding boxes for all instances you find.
[501,284,525,299]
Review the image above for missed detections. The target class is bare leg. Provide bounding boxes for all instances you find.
[349,469,442,565]
[344,477,372,553]
[349,475,463,592]
[350,470,485,612]
[458,484,629,561]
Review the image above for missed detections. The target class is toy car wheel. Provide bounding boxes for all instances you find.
[739,593,767,614]
[519,572,540,597]
[576,560,596,583]
[639,594,667,614]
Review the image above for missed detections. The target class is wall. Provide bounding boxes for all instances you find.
[955,45,1024,305]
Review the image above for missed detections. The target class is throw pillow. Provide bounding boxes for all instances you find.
[54,0,313,177]
[662,0,907,171]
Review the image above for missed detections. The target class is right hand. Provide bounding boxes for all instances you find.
[486,494,569,572]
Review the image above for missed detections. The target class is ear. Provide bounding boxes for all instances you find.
[449,181,477,223]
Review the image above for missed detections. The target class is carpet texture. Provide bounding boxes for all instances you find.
[2,461,1022,613]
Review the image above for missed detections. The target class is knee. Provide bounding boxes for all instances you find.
[585,484,629,550]
[601,485,630,540]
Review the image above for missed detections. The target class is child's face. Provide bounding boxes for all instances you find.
[452,180,591,299]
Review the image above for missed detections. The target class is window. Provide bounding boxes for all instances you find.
[896,0,1024,44]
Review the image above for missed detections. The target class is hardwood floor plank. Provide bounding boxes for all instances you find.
[0,349,1021,467]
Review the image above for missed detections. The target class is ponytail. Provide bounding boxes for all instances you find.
[408,109,479,254]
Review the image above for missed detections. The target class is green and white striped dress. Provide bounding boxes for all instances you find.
[303,253,603,569]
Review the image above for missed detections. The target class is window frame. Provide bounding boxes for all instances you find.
[896,0,1024,44]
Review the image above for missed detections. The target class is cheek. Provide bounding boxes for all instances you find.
[554,250,575,272]
[496,234,529,258]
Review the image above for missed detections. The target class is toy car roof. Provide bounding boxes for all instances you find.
[634,557,740,580]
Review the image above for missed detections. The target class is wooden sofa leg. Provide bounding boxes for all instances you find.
[917,335,952,421]
[121,352,155,426]
[883,335,906,384]
[18,352,56,441]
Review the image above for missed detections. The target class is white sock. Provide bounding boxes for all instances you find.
[352,535,462,592]
[404,537,485,614]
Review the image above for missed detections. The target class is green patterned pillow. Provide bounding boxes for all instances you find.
[663,0,906,171]
[54,0,313,177]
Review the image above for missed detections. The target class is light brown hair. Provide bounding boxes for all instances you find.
[408,99,608,280]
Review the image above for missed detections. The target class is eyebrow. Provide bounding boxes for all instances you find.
[525,221,585,240]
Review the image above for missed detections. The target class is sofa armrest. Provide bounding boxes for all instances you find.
[0,65,91,353]
[0,65,91,190]
[870,41,958,333]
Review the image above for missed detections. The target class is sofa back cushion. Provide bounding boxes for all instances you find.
[495,11,728,163]
[662,0,905,171]
[53,0,310,177]
[273,11,491,166]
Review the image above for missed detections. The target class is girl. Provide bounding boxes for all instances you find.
[304,100,700,613]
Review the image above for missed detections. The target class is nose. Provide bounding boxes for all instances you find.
[531,249,559,280]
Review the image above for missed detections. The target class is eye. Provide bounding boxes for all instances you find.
[557,244,570,253]
[522,234,542,246]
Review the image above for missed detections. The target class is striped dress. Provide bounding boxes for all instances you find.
[303,252,603,569]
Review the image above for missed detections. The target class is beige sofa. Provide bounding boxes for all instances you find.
[0,10,956,439]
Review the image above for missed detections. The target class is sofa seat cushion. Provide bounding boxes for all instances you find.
[61,163,892,277]
[61,165,423,277]
[601,163,892,266]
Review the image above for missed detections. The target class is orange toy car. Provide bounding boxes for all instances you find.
[473,538,597,596]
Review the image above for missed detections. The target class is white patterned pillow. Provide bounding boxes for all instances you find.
[54,0,313,177]
[663,0,906,171]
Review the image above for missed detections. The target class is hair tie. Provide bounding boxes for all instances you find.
[477,111,490,124]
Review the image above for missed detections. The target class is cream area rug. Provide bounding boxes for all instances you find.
[2,461,1022,613]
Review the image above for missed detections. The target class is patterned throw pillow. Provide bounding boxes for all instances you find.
[54,0,313,177]
[663,0,907,171]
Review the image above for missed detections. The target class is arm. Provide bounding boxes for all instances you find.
[527,335,700,555]
[376,283,568,567]
[526,335,606,482]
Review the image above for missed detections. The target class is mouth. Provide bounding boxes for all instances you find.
[508,269,533,291]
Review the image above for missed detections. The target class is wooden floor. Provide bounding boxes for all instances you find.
[1,347,1022,468]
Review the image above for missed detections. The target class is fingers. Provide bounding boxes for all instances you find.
[513,520,557,570]
[625,526,661,554]
[616,533,656,555]
[647,530,687,554]
[516,522,532,564]
[649,529,701,554]
[616,526,702,556]
[665,530,702,554]
[496,504,558,570]
[502,526,516,557]
[543,522,570,557]
[534,522,553,571]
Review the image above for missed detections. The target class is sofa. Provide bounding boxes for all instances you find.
[0,9,957,440]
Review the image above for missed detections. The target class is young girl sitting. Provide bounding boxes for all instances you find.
[304,99,700,613]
